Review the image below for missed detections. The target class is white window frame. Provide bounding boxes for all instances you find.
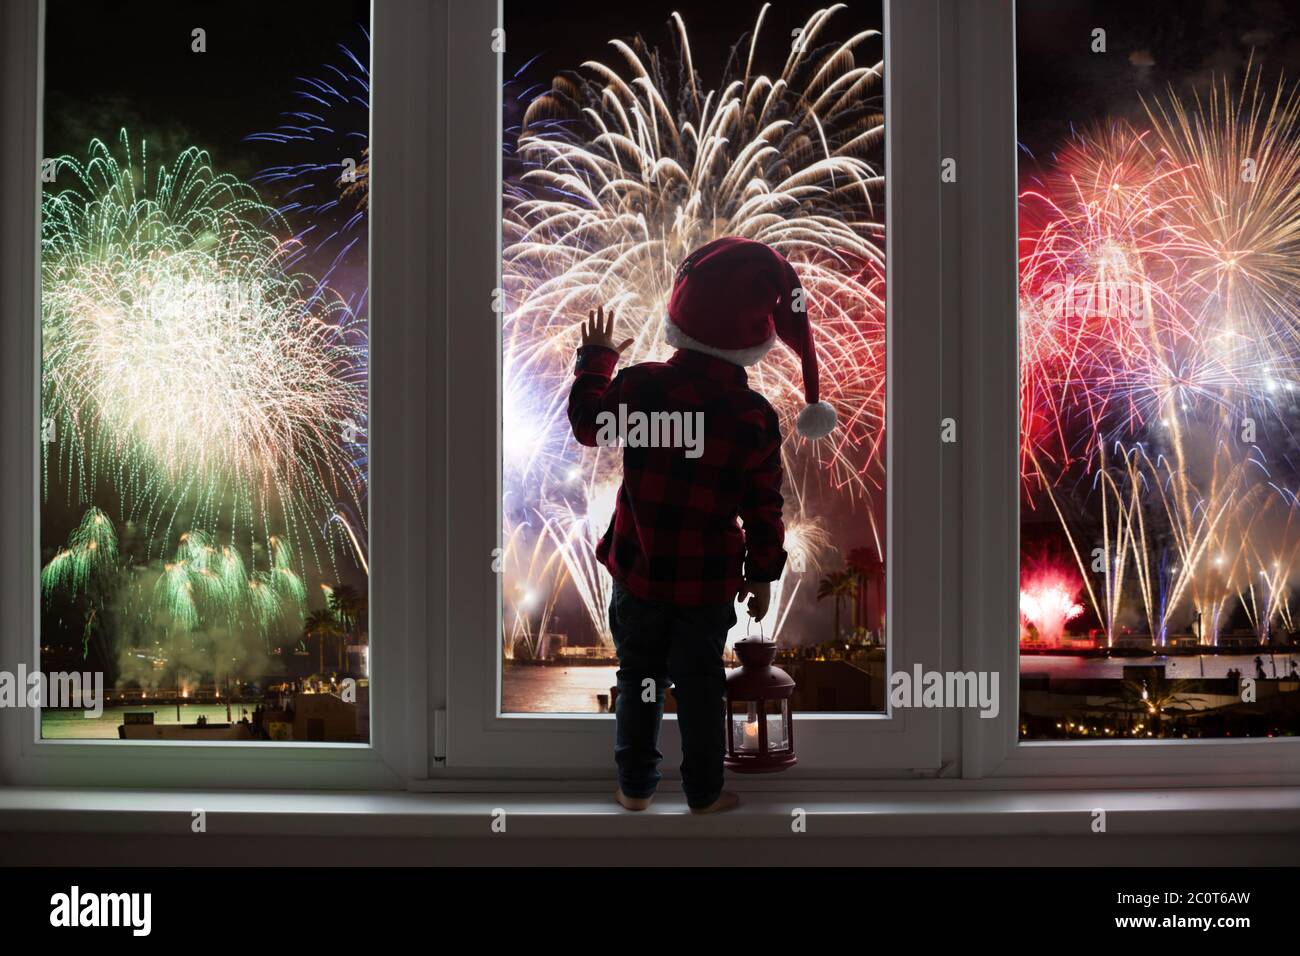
[438,0,951,777]
[0,0,437,790]
[4,0,1297,794]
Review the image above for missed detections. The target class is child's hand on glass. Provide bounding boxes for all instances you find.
[581,305,633,354]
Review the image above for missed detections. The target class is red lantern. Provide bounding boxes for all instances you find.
[724,638,796,772]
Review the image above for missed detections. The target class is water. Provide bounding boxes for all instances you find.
[42,702,256,740]
[500,653,1300,716]
[1020,652,1300,680]
[502,664,618,714]
[41,668,618,737]
[46,654,1287,735]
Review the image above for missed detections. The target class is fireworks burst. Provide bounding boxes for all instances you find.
[246,27,371,294]
[151,529,304,640]
[1021,65,1300,646]
[1145,58,1300,361]
[41,506,118,599]
[1019,552,1085,647]
[246,28,372,485]
[41,132,368,571]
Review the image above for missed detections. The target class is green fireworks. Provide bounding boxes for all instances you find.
[152,530,304,637]
[40,506,118,598]
[41,130,367,569]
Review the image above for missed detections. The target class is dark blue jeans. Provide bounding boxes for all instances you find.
[608,580,736,809]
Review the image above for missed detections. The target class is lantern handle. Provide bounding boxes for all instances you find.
[745,615,768,642]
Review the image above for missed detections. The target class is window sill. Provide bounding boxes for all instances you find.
[2,785,1297,865]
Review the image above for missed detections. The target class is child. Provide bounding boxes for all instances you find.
[568,237,836,813]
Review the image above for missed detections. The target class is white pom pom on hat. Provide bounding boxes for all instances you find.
[665,237,837,440]
[796,400,838,440]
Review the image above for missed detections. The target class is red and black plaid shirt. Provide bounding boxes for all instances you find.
[569,345,787,606]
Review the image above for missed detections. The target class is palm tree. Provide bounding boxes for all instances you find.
[353,594,370,673]
[303,609,342,675]
[846,546,884,633]
[817,570,858,645]
[327,584,362,671]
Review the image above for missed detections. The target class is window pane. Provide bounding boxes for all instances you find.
[1018,0,1300,740]
[40,1,371,742]
[501,2,886,714]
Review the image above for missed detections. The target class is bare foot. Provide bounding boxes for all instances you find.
[615,789,654,811]
[689,791,740,815]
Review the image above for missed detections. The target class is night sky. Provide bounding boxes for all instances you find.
[1018,0,1300,168]
[44,0,369,178]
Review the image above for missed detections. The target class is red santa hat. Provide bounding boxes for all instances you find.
[665,237,837,440]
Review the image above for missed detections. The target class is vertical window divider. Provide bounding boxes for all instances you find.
[947,0,1021,778]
